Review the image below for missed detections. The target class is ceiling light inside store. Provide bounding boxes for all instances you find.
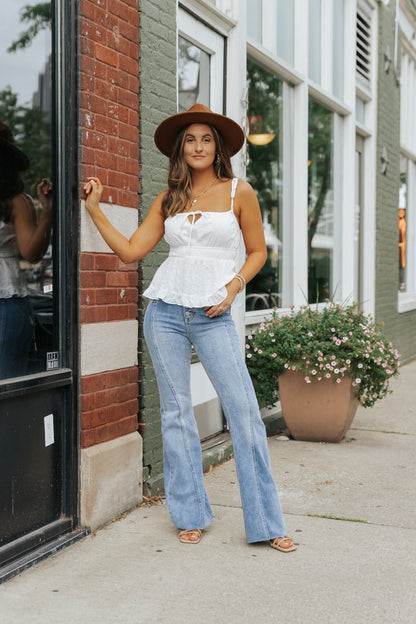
[247,133,276,146]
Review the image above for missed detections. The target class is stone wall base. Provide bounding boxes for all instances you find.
[80,432,142,531]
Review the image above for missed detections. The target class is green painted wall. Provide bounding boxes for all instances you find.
[375,1,416,363]
[139,0,177,494]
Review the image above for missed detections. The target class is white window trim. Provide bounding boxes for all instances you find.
[179,0,236,35]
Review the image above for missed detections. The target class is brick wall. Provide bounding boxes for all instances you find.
[79,0,140,448]
[139,0,177,493]
[375,2,416,362]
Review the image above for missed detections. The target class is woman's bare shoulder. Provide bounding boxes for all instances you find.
[11,193,35,217]
[235,180,259,209]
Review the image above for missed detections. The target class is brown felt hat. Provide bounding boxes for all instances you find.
[0,122,30,171]
[154,103,245,158]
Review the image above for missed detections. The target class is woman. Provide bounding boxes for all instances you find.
[84,103,296,552]
[0,122,53,379]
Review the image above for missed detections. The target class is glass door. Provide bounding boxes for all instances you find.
[178,8,225,441]
[0,0,78,573]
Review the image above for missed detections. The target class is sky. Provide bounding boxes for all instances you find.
[0,0,51,107]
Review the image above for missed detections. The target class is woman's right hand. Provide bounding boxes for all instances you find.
[84,177,103,213]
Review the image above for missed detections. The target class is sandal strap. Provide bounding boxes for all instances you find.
[272,536,294,547]
[178,529,202,538]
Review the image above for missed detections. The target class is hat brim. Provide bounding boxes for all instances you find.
[154,109,245,158]
[0,138,30,171]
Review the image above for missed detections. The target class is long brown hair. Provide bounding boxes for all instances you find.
[0,153,24,222]
[161,124,235,218]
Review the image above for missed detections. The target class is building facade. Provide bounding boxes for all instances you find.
[0,0,415,578]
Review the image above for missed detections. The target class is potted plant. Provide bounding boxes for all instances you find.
[246,301,400,442]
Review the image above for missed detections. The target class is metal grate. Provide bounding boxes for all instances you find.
[356,9,371,84]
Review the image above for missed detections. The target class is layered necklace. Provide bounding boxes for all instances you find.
[190,177,217,205]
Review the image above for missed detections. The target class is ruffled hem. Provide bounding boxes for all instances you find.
[143,284,228,308]
[143,255,238,308]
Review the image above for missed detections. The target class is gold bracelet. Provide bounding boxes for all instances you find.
[235,273,246,292]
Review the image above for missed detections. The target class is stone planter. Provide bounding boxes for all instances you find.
[278,370,359,442]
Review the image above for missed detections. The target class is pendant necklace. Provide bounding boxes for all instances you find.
[190,177,217,205]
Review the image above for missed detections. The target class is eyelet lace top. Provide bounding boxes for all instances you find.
[0,219,28,298]
[143,178,241,307]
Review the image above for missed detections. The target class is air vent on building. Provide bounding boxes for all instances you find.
[356,10,371,84]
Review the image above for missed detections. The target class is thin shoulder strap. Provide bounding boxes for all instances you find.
[230,177,238,211]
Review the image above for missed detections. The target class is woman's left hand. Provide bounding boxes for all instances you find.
[204,278,240,317]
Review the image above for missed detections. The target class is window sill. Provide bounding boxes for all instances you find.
[398,292,416,313]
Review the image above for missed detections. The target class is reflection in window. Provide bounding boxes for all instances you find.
[0,1,54,379]
[247,0,262,42]
[308,100,334,303]
[178,36,210,111]
[399,156,408,292]
[246,59,283,311]
[308,0,321,83]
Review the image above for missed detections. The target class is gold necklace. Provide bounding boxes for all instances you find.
[190,177,217,205]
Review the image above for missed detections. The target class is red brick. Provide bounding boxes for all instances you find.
[119,55,139,76]
[118,287,138,303]
[81,306,108,323]
[117,415,138,437]
[94,254,119,270]
[81,429,96,448]
[117,383,138,403]
[119,122,138,141]
[95,43,119,67]
[80,253,95,270]
[80,1,95,20]
[80,289,96,305]
[95,114,118,136]
[95,288,118,305]
[81,393,96,411]
[80,271,107,288]
[105,367,136,388]
[81,371,108,394]
[118,19,138,44]
[118,88,138,110]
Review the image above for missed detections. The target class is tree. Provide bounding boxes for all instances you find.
[7,3,51,53]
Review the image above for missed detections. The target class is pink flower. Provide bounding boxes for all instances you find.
[336,378,341,384]
[246,353,252,358]
[271,353,277,358]
[258,349,263,354]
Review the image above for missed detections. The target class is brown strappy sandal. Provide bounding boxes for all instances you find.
[178,529,202,544]
[269,536,297,552]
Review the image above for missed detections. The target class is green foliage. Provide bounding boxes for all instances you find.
[246,302,400,409]
[7,3,51,53]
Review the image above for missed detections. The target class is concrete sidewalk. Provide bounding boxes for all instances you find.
[0,363,415,623]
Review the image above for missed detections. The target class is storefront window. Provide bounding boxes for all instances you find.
[0,1,55,379]
[308,0,321,84]
[276,0,294,65]
[247,0,262,42]
[308,99,334,303]
[246,59,283,311]
[333,0,344,99]
[399,156,408,292]
[178,35,210,110]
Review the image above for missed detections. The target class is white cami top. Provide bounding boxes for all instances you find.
[0,219,29,298]
[143,178,241,307]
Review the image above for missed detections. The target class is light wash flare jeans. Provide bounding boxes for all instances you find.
[144,299,287,543]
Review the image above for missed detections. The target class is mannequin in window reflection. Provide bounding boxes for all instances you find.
[0,121,53,379]
[398,208,406,290]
